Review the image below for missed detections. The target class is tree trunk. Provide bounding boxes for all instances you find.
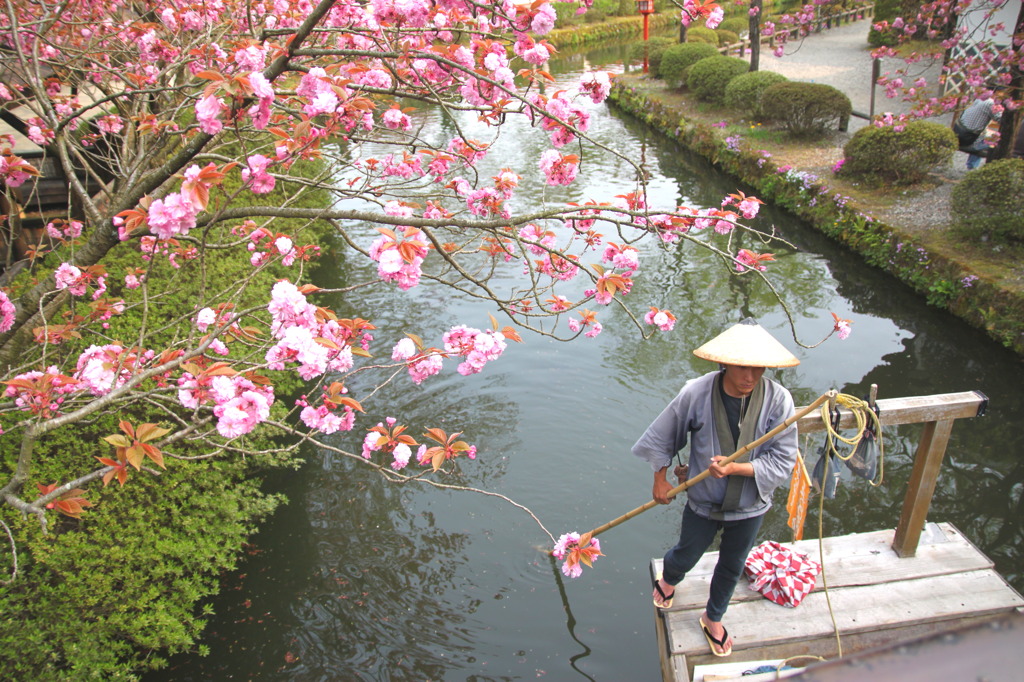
[993,0,1024,160]
[749,0,762,72]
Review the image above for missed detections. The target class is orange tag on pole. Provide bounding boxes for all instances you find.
[786,453,811,542]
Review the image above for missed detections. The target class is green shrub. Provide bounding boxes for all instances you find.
[868,0,916,47]
[724,70,789,119]
[842,120,957,185]
[686,55,750,102]
[715,29,741,48]
[629,36,677,78]
[660,42,719,88]
[718,17,749,35]
[951,159,1024,242]
[686,26,719,45]
[760,81,852,137]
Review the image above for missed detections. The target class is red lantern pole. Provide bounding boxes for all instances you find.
[636,0,654,74]
[643,13,650,73]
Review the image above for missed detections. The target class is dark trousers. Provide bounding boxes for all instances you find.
[662,505,764,622]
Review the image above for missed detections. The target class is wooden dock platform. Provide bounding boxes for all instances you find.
[651,522,1024,682]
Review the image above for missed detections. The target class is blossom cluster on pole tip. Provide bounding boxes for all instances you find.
[552,531,603,578]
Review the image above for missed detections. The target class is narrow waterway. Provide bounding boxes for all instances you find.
[150,38,1023,681]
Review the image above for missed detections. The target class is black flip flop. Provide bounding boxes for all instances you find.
[653,573,675,609]
[700,616,732,657]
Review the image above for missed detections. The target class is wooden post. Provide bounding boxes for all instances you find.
[892,418,955,557]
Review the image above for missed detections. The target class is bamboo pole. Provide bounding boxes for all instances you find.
[584,390,836,539]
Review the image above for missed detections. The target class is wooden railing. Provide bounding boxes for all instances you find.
[795,390,988,558]
[716,3,876,58]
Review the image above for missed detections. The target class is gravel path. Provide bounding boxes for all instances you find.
[756,19,971,233]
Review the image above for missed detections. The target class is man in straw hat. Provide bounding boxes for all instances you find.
[631,318,799,657]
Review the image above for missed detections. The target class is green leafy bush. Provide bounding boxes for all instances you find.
[760,81,852,137]
[629,36,677,78]
[842,120,957,185]
[951,159,1024,243]
[715,29,741,48]
[686,55,750,102]
[724,70,789,119]
[659,42,719,88]
[718,17,749,35]
[0,139,331,679]
[868,0,913,47]
[686,26,719,45]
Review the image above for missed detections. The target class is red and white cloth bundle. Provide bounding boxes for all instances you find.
[743,540,822,608]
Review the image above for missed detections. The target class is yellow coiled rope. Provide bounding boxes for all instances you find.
[818,392,884,486]
[813,391,887,659]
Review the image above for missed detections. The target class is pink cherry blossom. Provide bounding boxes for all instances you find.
[382,106,412,131]
[196,94,227,135]
[579,71,612,104]
[215,389,273,438]
[552,532,603,579]
[247,71,274,129]
[531,3,556,34]
[644,307,676,332]
[538,150,578,186]
[266,325,330,379]
[241,154,275,194]
[602,242,639,271]
[75,344,153,396]
[195,307,217,331]
[300,404,346,434]
[442,325,506,376]
[54,263,87,296]
[148,193,197,239]
[0,153,36,187]
[234,45,266,72]
[96,115,124,134]
[392,337,445,384]
[268,280,319,336]
[0,291,15,333]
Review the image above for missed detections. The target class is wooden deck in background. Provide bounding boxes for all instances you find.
[651,522,1024,682]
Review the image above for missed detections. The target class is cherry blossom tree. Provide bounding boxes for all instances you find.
[0,0,842,596]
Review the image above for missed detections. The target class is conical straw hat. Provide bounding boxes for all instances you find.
[693,318,800,368]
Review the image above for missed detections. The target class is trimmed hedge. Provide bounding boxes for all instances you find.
[951,159,1024,243]
[660,42,719,88]
[724,70,789,119]
[842,120,957,185]
[718,17,749,35]
[715,28,741,47]
[761,81,851,137]
[686,55,750,102]
[686,26,719,44]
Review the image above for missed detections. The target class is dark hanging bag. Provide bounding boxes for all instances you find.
[845,403,880,481]
[811,407,842,499]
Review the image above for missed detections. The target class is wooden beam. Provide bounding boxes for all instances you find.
[892,419,955,557]
[795,391,986,434]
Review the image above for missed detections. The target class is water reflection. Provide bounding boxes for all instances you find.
[149,37,1024,682]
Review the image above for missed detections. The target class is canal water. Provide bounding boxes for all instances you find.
[151,40,1023,681]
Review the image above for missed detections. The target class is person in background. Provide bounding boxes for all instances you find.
[632,319,799,657]
[954,90,1003,170]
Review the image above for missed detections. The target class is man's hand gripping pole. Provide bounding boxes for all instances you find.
[583,390,836,540]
